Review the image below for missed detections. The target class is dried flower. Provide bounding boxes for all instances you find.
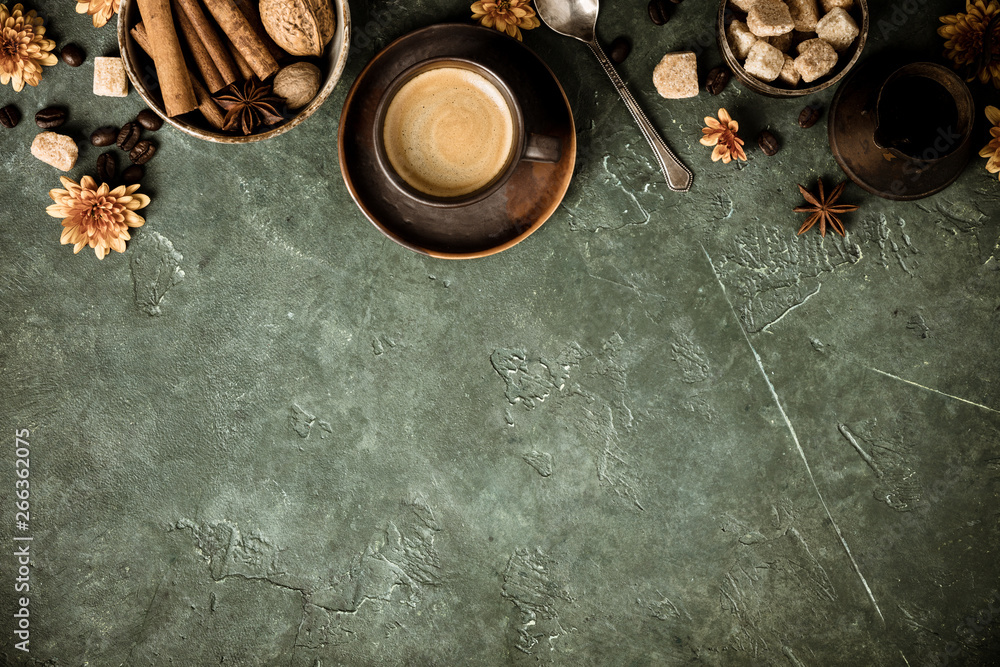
[938,0,1000,87]
[0,3,57,92]
[75,0,119,28]
[47,176,150,259]
[700,108,747,164]
[471,0,541,41]
[794,179,858,237]
[980,105,1000,177]
[215,77,285,135]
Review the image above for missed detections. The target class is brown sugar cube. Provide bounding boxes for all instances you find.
[816,7,860,51]
[744,40,785,81]
[747,0,795,37]
[769,31,793,51]
[778,54,801,85]
[794,38,838,82]
[31,132,79,171]
[93,56,129,97]
[786,0,819,31]
[727,20,759,60]
[728,0,758,12]
[821,0,853,11]
[653,52,700,99]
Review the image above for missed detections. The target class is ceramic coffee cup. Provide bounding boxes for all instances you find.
[873,62,974,166]
[372,58,562,208]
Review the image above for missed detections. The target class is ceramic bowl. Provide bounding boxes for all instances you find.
[117,0,350,142]
[716,0,868,97]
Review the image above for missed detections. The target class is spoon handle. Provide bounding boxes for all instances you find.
[587,41,693,193]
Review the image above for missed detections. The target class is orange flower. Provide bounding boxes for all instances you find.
[75,0,120,28]
[47,176,150,259]
[938,0,1000,87]
[0,3,57,92]
[980,105,1000,177]
[471,0,541,41]
[700,108,747,164]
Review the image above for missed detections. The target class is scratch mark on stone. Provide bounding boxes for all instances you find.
[124,557,176,665]
[782,645,806,667]
[859,214,918,276]
[901,650,911,666]
[760,284,821,333]
[838,423,882,476]
[869,368,1000,415]
[906,314,930,339]
[702,244,885,623]
[501,548,574,657]
[289,404,333,439]
[130,232,185,316]
[713,226,860,332]
[649,593,691,621]
[671,333,710,383]
[522,451,553,477]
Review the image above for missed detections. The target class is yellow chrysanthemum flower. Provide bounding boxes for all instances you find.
[938,0,1000,87]
[47,176,151,260]
[0,3,57,91]
[980,105,1000,178]
[471,0,541,41]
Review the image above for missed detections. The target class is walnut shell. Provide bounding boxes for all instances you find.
[273,62,322,109]
[259,0,335,58]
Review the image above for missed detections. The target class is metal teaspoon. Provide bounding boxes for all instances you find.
[533,0,694,192]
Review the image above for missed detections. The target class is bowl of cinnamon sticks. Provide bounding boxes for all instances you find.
[118,0,350,142]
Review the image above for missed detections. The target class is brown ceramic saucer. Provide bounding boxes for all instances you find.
[829,58,974,201]
[338,23,576,258]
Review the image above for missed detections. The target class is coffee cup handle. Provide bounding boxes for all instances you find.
[523,134,562,163]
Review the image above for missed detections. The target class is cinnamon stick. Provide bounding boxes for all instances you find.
[224,34,255,79]
[191,77,226,129]
[174,5,227,92]
[132,22,226,129]
[201,0,278,80]
[135,0,198,116]
[172,0,239,86]
[230,0,286,62]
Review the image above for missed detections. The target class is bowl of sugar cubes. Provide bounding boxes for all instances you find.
[717,0,868,97]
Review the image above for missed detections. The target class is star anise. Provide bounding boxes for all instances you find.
[214,77,285,136]
[794,179,859,237]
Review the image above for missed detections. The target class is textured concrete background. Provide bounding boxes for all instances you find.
[2,0,1000,664]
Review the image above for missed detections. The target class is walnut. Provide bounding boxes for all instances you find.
[259,0,335,58]
[273,62,322,109]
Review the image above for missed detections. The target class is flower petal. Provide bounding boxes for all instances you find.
[986,105,1000,126]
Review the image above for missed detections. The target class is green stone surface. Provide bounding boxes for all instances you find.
[2,0,1000,665]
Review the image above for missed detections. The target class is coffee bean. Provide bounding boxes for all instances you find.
[758,130,780,156]
[90,126,118,146]
[96,151,117,183]
[647,0,671,25]
[798,105,822,129]
[35,106,68,129]
[60,44,85,67]
[122,164,145,184]
[129,140,156,165]
[117,122,141,151]
[136,109,163,131]
[0,104,20,129]
[705,66,731,95]
[608,37,631,65]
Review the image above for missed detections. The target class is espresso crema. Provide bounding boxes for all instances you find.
[382,67,516,198]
